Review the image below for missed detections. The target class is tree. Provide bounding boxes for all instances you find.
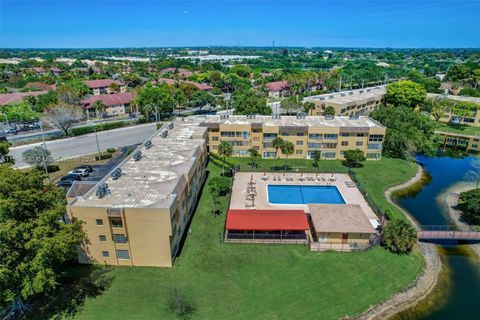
[343,149,366,168]
[312,150,321,168]
[386,80,427,108]
[280,96,302,115]
[168,288,195,319]
[217,141,233,176]
[42,103,83,135]
[208,176,231,196]
[0,166,85,316]
[35,90,58,113]
[136,84,175,119]
[271,137,284,170]
[370,106,438,159]
[465,157,480,189]
[458,189,480,225]
[0,142,14,164]
[324,106,336,116]
[229,64,251,78]
[22,146,53,168]
[188,90,215,110]
[94,99,107,118]
[381,219,417,253]
[56,81,89,105]
[231,88,270,115]
[248,148,259,168]
[280,141,294,170]
[4,101,38,123]
[303,101,316,115]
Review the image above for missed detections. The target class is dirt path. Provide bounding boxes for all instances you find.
[354,164,442,320]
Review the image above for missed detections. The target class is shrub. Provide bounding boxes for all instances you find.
[46,164,60,173]
[106,147,116,154]
[381,219,417,253]
[168,288,195,319]
[458,188,480,225]
[95,152,113,161]
[208,177,231,196]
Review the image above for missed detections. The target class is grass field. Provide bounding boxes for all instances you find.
[435,122,480,137]
[56,157,423,320]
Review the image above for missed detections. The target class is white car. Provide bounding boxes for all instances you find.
[68,168,90,177]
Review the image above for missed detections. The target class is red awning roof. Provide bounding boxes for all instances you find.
[226,209,308,231]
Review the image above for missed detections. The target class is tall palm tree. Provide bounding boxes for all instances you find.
[281,141,295,171]
[248,148,259,168]
[218,141,233,176]
[271,137,284,170]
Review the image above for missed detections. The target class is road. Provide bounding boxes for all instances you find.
[10,123,157,168]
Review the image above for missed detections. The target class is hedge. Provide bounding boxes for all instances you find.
[70,121,130,136]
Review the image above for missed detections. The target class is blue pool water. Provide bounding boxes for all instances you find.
[267,185,346,204]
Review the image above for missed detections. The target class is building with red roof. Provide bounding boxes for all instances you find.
[83,79,126,95]
[0,91,48,106]
[82,92,133,118]
[224,209,310,243]
[26,82,56,91]
[266,80,290,98]
[31,67,63,75]
[155,78,213,91]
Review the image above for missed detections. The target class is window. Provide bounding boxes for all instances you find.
[99,235,107,242]
[324,134,338,140]
[113,234,128,243]
[369,134,384,142]
[116,250,130,260]
[308,134,322,140]
[253,137,260,142]
[263,151,276,158]
[296,150,303,155]
[341,141,348,146]
[296,132,305,136]
[102,251,109,257]
[367,143,382,150]
[111,218,123,228]
[323,152,336,159]
[367,153,381,160]
[211,136,219,141]
[356,141,363,147]
[340,133,350,137]
[96,219,103,226]
[323,143,337,149]
[356,133,366,137]
[296,140,304,145]
[308,143,321,149]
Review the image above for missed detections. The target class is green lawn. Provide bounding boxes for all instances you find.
[435,122,480,137]
[59,158,423,320]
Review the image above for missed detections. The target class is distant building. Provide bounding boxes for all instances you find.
[160,67,193,78]
[266,80,290,98]
[0,91,48,105]
[82,92,133,118]
[428,93,480,127]
[83,79,126,95]
[156,78,213,91]
[26,82,56,91]
[31,67,62,75]
[304,86,386,117]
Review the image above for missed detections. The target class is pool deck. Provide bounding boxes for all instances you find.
[230,172,378,222]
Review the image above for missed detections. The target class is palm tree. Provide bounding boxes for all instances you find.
[218,141,233,176]
[381,219,417,253]
[281,141,295,171]
[248,148,259,168]
[94,100,107,118]
[312,150,321,168]
[271,137,284,170]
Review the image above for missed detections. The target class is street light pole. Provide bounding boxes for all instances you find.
[94,121,102,161]
[39,121,51,183]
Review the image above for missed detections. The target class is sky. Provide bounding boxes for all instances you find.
[0,0,479,48]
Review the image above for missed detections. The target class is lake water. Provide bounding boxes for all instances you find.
[395,155,480,319]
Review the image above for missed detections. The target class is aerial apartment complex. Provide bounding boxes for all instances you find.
[304,86,386,117]
[66,120,208,267]
[428,93,480,127]
[198,115,386,161]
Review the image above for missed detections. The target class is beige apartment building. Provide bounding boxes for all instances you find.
[197,115,386,161]
[427,93,480,127]
[66,120,208,267]
[304,86,386,117]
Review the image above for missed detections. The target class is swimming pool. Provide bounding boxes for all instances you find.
[267,185,346,205]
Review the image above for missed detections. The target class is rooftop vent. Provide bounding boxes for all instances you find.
[320,97,325,101]
[329,95,334,99]
[367,89,371,92]
[144,140,153,149]
[325,115,335,120]
[359,90,364,93]
[160,130,168,138]
[349,91,354,95]
[341,93,346,97]
[349,114,359,120]
[167,121,174,129]
[133,151,143,161]
[111,168,123,180]
[96,183,110,198]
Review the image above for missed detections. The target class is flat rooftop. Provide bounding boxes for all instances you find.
[427,93,480,105]
[191,115,384,129]
[303,86,386,105]
[69,119,207,209]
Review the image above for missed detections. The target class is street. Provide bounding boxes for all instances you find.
[10,123,157,168]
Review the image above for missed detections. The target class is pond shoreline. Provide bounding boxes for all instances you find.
[355,164,442,320]
[440,182,480,259]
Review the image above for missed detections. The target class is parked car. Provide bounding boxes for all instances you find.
[4,128,17,135]
[75,165,93,172]
[55,174,81,188]
[68,168,90,177]
[28,122,40,130]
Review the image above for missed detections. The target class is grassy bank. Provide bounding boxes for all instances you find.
[435,122,480,137]
[54,159,423,320]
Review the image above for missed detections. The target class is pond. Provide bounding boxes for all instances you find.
[394,155,480,319]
